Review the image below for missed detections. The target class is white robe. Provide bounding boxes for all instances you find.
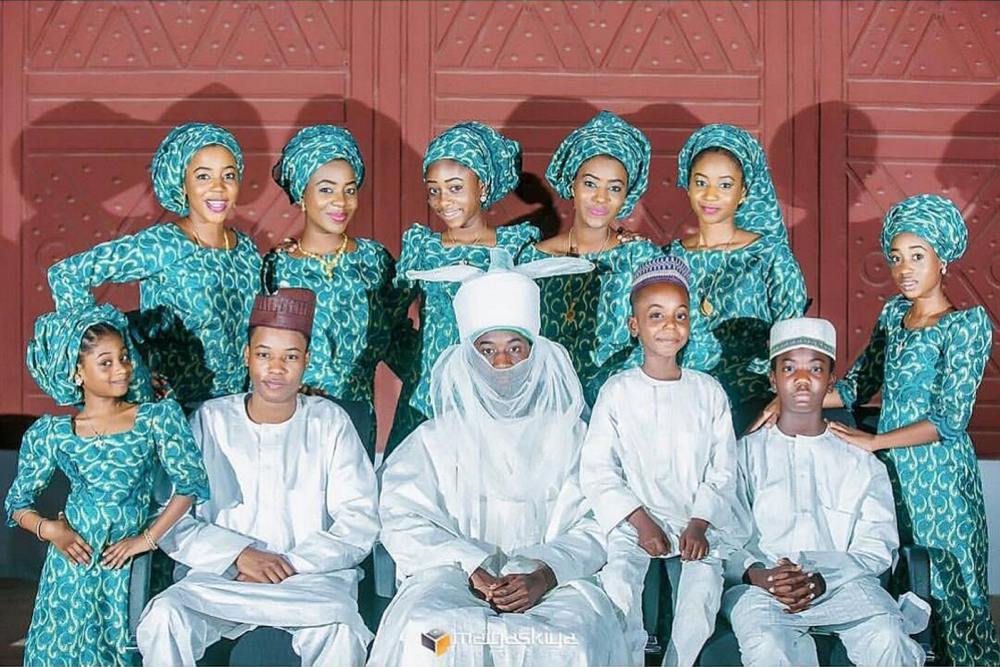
[580,367,749,666]
[368,416,630,666]
[724,425,925,666]
[137,394,379,665]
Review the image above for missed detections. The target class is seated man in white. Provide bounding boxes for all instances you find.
[368,249,630,667]
[137,288,380,667]
[727,317,926,666]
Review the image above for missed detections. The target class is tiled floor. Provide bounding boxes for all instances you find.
[1,580,999,666]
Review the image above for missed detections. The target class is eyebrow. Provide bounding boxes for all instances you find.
[889,244,928,251]
[692,171,734,180]
[194,165,236,172]
[582,172,625,184]
[316,179,357,186]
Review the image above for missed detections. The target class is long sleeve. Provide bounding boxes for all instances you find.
[285,415,380,574]
[4,416,57,526]
[800,461,899,593]
[379,432,494,578]
[151,399,210,502]
[691,386,744,541]
[765,242,808,322]
[158,408,256,576]
[836,301,891,409]
[512,440,607,585]
[579,387,642,533]
[47,224,194,310]
[724,438,766,586]
[928,308,992,442]
[376,247,419,380]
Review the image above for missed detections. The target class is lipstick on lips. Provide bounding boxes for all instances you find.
[205,199,228,213]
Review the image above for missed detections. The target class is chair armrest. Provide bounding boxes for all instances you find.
[899,544,935,662]
[126,553,153,653]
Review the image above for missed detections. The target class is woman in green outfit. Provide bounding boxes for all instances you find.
[266,125,408,457]
[387,121,539,451]
[522,110,663,406]
[822,195,999,666]
[47,123,261,406]
[668,124,807,433]
[5,304,209,666]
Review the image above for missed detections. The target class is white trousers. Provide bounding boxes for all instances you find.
[724,584,925,667]
[600,523,723,667]
[137,585,367,667]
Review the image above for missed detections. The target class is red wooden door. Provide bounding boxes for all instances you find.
[2,1,998,454]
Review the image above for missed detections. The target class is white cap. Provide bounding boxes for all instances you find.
[769,317,837,361]
[453,270,540,341]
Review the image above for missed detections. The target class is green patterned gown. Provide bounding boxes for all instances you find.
[520,239,663,406]
[667,236,807,434]
[47,223,262,405]
[386,222,540,451]
[265,238,409,457]
[836,295,1000,666]
[3,400,210,667]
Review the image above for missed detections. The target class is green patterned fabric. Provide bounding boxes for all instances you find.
[520,240,663,405]
[837,296,1000,665]
[667,236,806,434]
[263,238,409,456]
[386,222,540,452]
[880,194,967,263]
[48,223,261,404]
[26,304,154,407]
[676,123,788,244]
[272,125,365,204]
[150,123,243,216]
[3,399,210,667]
[422,122,521,209]
[545,110,650,218]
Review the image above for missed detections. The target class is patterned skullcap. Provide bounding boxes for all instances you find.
[423,122,521,209]
[272,125,365,204]
[27,304,152,406]
[150,123,244,216]
[250,288,317,340]
[631,256,691,296]
[880,194,967,264]
[677,123,788,244]
[545,110,651,218]
[769,317,837,361]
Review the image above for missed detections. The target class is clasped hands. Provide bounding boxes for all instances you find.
[745,557,827,613]
[629,507,710,560]
[468,564,557,614]
[234,546,297,584]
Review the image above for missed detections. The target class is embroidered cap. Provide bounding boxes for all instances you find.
[249,288,316,338]
[769,317,836,361]
[631,256,691,296]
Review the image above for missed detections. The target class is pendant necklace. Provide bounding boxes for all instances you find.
[697,227,738,318]
[565,227,612,324]
[297,234,350,279]
[447,227,484,247]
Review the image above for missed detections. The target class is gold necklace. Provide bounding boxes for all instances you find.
[297,234,350,279]
[565,227,612,324]
[697,227,738,318]
[447,227,484,247]
[190,226,231,251]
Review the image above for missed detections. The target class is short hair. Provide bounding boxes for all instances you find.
[78,322,125,364]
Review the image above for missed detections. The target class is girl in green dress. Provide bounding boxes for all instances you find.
[265,125,408,457]
[387,121,539,451]
[47,123,261,405]
[5,304,209,667]
[668,124,806,433]
[822,195,1000,666]
[522,110,663,405]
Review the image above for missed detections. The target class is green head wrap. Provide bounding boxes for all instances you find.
[272,125,365,204]
[545,110,650,219]
[422,122,521,209]
[27,305,153,406]
[880,194,967,263]
[150,123,244,216]
[677,123,788,243]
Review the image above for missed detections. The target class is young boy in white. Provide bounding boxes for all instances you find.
[580,256,749,667]
[727,317,926,666]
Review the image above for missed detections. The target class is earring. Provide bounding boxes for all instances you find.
[941,262,948,275]
[300,200,307,213]
[74,376,83,387]
[479,194,487,203]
